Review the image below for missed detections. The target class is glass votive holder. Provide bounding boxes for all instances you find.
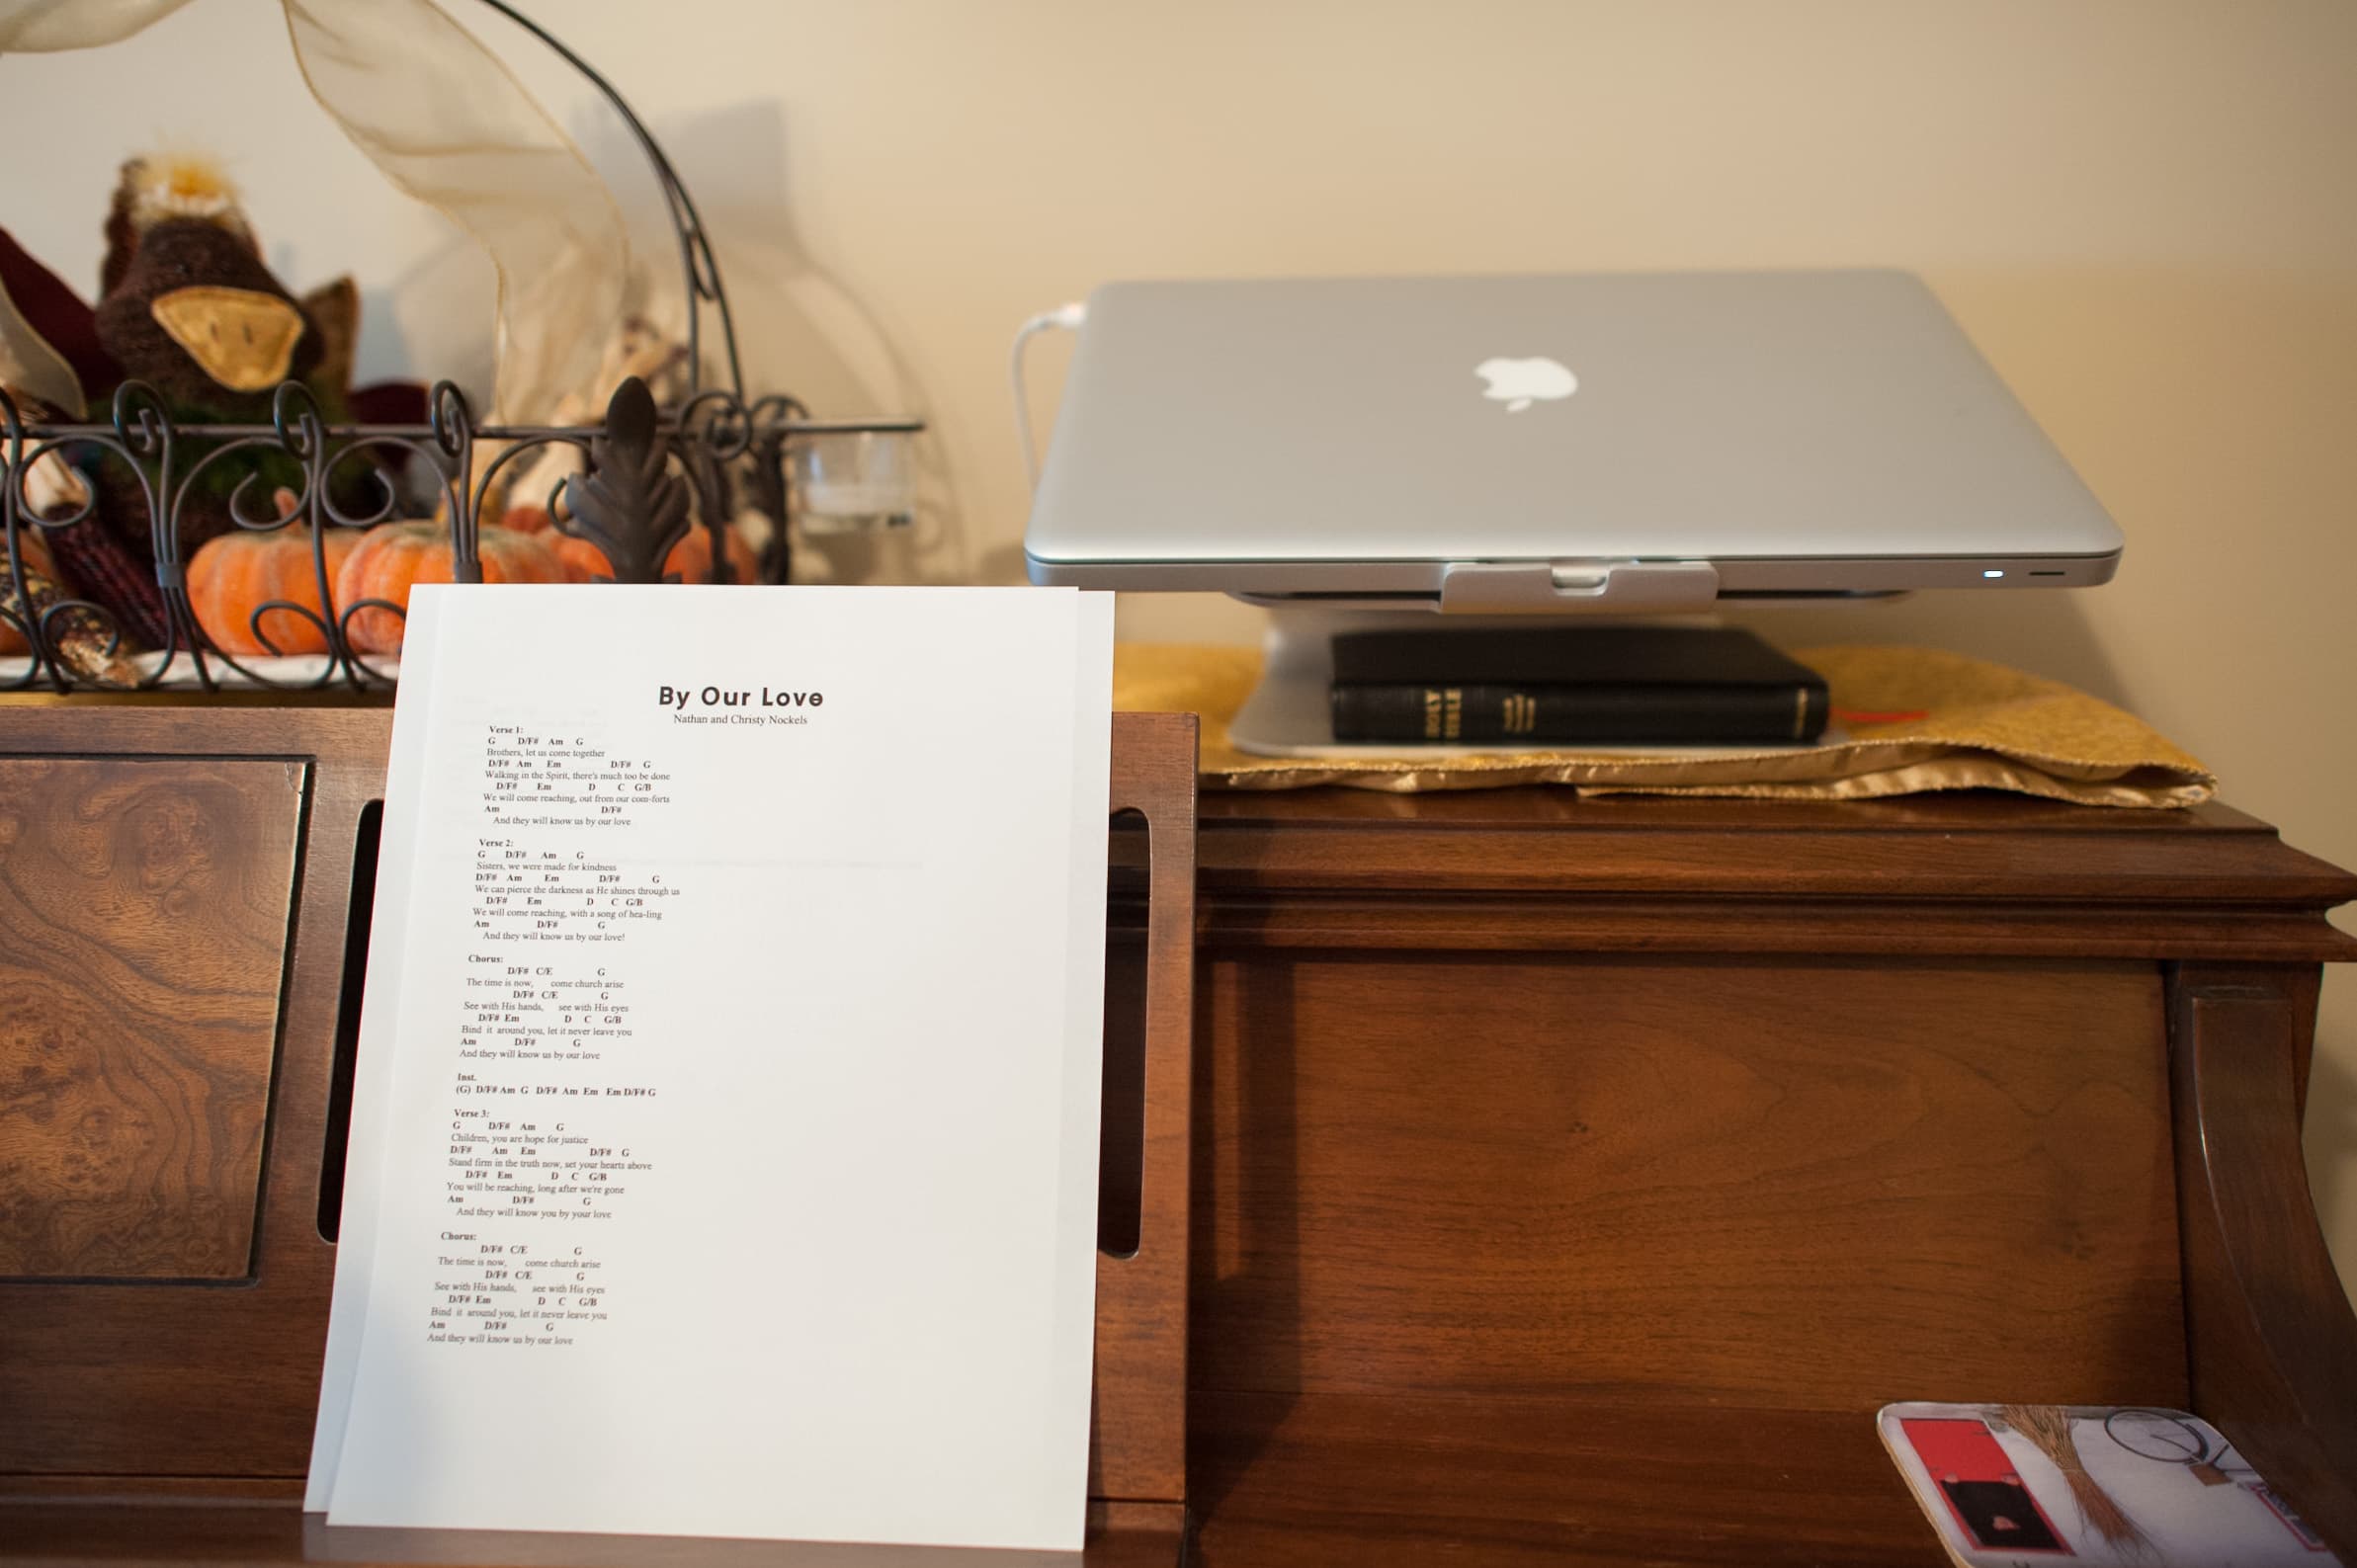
[794,430,915,536]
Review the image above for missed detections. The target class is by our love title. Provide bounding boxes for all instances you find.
[657,686,823,710]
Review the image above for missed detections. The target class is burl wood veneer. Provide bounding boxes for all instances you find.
[0,757,303,1281]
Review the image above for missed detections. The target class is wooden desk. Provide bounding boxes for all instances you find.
[4,725,2352,1565]
[1183,788,2357,1565]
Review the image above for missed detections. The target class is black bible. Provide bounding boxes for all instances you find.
[1327,624,1829,746]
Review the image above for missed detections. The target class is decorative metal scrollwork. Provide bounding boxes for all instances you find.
[564,379,692,585]
[0,376,914,693]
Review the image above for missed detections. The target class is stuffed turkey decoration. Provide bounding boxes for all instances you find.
[40,152,352,650]
[94,154,322,413]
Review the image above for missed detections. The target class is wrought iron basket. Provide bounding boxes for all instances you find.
[0,0,920,696]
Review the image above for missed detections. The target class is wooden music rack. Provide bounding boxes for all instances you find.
[0,703,1198,1566]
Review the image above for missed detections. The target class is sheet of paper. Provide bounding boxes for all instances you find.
[1051,592,1114,1451]
[319,585,1111,1550]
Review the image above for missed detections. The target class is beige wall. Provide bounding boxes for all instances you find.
[7,1,2354,1290]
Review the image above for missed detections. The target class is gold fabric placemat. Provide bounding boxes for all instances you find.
[1113,642,2215,806]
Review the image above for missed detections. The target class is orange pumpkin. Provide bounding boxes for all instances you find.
[0,530,64,655]
[666,524,762,585]
[334,522,567,655]
[186,528,362,657]
[551,522,760,586]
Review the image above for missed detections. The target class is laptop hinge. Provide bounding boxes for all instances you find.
[1438,560,1721,614]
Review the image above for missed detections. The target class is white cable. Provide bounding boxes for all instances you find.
[1010,301,1089,493]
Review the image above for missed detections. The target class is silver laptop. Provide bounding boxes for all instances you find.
[1024,271,2121,613]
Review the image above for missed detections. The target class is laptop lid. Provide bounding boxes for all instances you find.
[1023,271,2122,611]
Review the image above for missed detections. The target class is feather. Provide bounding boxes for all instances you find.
[128,151,249,233]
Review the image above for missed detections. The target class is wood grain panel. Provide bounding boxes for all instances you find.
[1090,712,1198,1512]
[0,757,304,1279]
[0,711,420,1476]
[1194,953,2189,1411]
[1191,1391,1950,1567]
[0,1409,1957,1568]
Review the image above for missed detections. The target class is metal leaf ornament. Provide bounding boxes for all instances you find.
[562,375,689,583]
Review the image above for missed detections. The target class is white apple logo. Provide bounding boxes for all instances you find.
[1475,356,1577,413]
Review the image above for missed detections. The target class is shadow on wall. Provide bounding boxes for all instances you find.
[576,98,973,586]
[328,227,496,412]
